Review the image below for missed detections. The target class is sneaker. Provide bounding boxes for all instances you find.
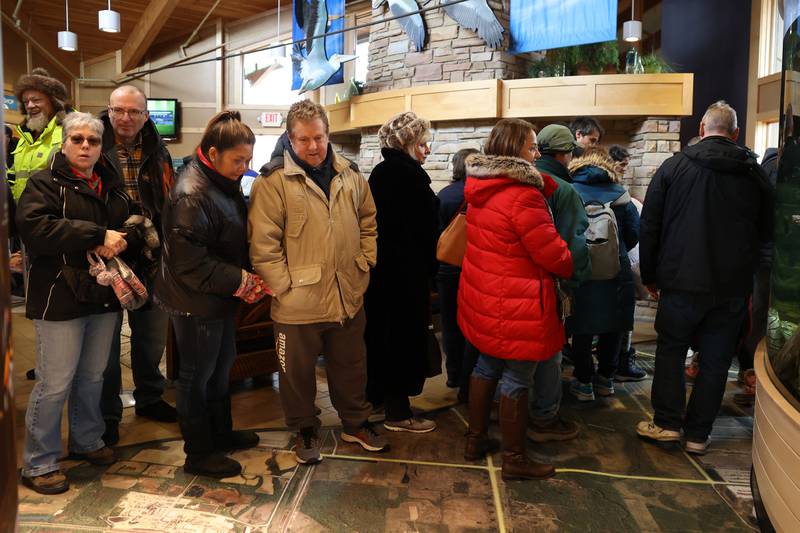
[136,400,178,422]
[615,349,648,382]
[636,421,681,442]
[341,423,390,452]
[70,446,116,466]
[367,403,386,423]
[593,374,615,396]
[684,437,711,455]
[526,417,580,443]
[569,378,595,401]
[293,427,322,464]
[383,417,436,433]
[21,470,69,495]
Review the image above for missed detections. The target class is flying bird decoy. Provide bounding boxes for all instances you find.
[294,0,357,93]
[442,0,504,49]
[373,0,426,52]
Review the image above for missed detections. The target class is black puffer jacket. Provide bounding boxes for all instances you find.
[16,152,132,320]
[155,157,248,318]
[640,136,773,297]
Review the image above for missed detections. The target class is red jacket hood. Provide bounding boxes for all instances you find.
[465,154,558,207]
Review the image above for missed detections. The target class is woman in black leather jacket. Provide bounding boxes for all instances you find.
[156,111,268,478]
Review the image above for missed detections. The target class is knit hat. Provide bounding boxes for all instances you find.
[537,124,578,154]
[378,112,431,151]
[14,68,68,114]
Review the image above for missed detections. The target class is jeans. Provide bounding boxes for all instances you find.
[436,266,465,384]
[23,313,118,477]
[528,351,563,422]
[101,306,169,421]
[651,290,747,442]
[572,332,623,383]
[171,315,237,421]
[473,354,536,399]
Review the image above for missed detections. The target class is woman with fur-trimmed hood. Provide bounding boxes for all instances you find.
[567,146,640,402]
[458,118,573,481]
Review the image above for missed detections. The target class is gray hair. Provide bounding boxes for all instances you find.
[62,112,104,142]
[702,100,738,135]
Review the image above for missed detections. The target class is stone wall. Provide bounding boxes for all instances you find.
[604,117,682,202]
[365,0,533,92]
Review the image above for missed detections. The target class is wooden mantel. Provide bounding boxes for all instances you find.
[326,73,694,134]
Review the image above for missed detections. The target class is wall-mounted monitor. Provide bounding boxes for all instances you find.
[146,98,180,140]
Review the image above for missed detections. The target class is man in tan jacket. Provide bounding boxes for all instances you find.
[248,100,388,464]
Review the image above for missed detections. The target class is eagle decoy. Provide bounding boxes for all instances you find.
[442,0,504,49]
[294,0,357,93]
[373,0,426,52]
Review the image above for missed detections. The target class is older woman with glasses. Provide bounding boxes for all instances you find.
[16,111,135,494]
[364,111,440,434]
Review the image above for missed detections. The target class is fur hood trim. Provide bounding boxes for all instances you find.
[466,154,544,189]
[568,152,621,183]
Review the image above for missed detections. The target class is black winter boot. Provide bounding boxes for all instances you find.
[209,397,259,452]
[180,416,242,478]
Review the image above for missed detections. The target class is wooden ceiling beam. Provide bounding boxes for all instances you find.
[1,12,80,79]
[121,0,181,71]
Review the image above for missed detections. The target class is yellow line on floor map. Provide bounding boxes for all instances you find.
[486,454,507,533]
[323,452,745,486]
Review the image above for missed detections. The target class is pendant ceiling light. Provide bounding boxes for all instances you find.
[58,0,77,52]
[99,0,121,33]
[623,1,642,43]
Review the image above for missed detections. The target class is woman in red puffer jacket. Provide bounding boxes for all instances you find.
[458,118,573,481]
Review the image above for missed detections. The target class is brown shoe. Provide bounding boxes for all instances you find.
[526,417,580,443]
[21,470,69,494]
[500,392,555,481]
[465,375,500,461]
[71,446,116,466]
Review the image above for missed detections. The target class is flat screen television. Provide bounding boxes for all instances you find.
[146,98,179,140]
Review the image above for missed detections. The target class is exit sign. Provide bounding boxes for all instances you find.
[259,112,283,127]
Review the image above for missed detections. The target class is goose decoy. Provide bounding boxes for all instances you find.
[373,0,426,52]
[294,0,357,93]
[442,0,504,49]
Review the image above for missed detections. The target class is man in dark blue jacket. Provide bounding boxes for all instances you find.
[636,101,772,454]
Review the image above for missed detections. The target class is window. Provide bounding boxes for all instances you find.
[242,44,304,106]
[760,0,785,76]
[252,134,281,173]
[354,40,370,84]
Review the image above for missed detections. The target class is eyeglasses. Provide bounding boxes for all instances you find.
[108,107,147,119]
[68,134,102,147]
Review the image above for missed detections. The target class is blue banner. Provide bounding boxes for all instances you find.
[509,0,618,54]
[292,0,346,90]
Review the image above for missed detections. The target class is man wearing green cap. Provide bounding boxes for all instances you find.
[525,123,590,443]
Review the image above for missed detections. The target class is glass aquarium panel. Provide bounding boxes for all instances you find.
[768,15,800,403]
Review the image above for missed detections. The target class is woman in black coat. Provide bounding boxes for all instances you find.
[365,111,440,433]
[17,112,133,494]
[156,111,268,478]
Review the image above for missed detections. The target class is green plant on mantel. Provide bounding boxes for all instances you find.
[640,53,674,73]
[528,41,620,77]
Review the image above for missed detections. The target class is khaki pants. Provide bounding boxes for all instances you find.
[273,308,370,433]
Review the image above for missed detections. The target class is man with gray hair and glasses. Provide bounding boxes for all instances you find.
[99,85,176,445]
[636,100,773,455]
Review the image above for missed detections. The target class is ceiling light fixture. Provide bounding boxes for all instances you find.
[623,1,642,43]
[58,0,78,52]
[99,0,121,33]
